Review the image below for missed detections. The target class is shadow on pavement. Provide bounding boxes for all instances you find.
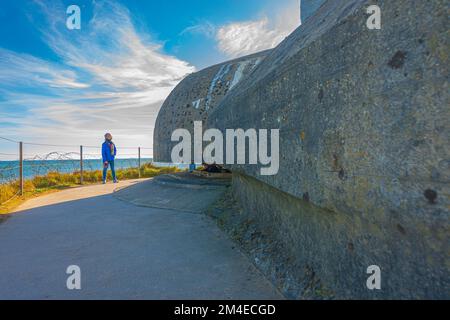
[113,173,231,213]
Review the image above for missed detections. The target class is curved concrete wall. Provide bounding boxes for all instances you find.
[153,51,269,162]
[209,0,449,229]
[154,0,449,298]
[206,0,449,298]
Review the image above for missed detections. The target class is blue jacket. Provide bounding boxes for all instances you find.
[102,141,117,162]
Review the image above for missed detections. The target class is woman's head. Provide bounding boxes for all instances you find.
[104,133,113,141]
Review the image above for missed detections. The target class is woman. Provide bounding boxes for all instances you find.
[102,133,118,184]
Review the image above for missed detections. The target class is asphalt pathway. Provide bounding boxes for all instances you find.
[0,176,282,299]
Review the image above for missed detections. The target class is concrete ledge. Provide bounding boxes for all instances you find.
[192,171,233,180]
[114,174,229,214]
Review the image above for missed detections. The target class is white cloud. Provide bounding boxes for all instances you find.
[0,1,195,155]
[216,1,300,58]
[0,49,89,89]
[180,21,216,38]
[180,0,300,59]
[1,0,300,157]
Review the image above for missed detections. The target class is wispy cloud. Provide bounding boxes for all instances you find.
[0,0,195,154]
[0,49,89,89]
[217,2,300,58]
[182,0,300,58]
[180,21,217,38]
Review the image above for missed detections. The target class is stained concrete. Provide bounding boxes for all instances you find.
[0,177,282,300]
[205,0,449,298]
[153,51,270,162]
[153,0,450,298]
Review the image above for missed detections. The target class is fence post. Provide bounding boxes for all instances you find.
[19,141,23,196]
[138,147,141,178]
[80,145,83,185]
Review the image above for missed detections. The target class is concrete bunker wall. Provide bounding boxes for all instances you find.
[154,0,449,298]
[206,0,449,298]
[153,51,270,162]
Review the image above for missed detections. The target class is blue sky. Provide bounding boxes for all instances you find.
[0,0,302,158]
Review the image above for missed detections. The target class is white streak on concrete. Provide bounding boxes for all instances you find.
[205,64,231,110]
[230,60,250,90]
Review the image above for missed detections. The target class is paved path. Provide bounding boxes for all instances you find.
[0,176,282,300]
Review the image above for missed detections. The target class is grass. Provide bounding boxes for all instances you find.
[0,163,181,215]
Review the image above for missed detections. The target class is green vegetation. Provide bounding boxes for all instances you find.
[0,163,181,214]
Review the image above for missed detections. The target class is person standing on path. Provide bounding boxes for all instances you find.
[102,133,118,184]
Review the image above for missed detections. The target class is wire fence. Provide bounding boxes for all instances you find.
[0,136,153,206]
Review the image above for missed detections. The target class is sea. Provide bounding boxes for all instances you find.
[0,158,192,183]
[0,158,152,183]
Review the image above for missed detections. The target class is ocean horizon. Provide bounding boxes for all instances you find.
[0,159,192,183]
[0,158,153,182]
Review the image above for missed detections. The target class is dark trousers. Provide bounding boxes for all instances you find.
[103,160,116,182]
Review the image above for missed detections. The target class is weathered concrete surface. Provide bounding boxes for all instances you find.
[301,0,327,24]
[153,50,269,162]
[154,0,449,298]
[0,178,282,299]
[205,0,450,299]
[231,173,449,299]
[209,0,450,213]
